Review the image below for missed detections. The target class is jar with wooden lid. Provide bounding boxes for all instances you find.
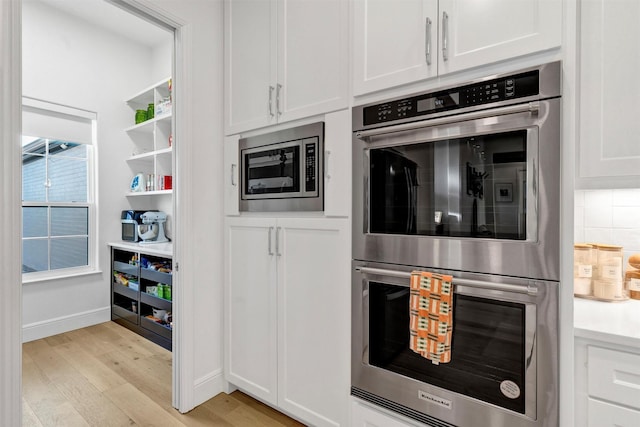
[574,243,594,295]
[594,244,625,299]
[626,253,640,300]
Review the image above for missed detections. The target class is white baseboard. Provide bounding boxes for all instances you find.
[22,306,111,343]
[193,368,225,407]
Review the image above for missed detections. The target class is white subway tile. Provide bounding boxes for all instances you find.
[574,190,585,207]
[613,207,640,228]
[584,227,614,244]
[574,205,585,231]
[584,190,613,228]
[612,228,640,252]
[613,189,640,206]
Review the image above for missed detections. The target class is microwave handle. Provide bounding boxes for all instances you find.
[355,266,538,296]
[355,102,540,140]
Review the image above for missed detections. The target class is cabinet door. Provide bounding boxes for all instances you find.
[277,0,348,122]
[276,218,350,426]
[224,135,240,216]
[353,0,437,95]
[578,0,640,187]
[323,109,351,218]
[225,217,278,405]
[438,0,561,75]
[224,0,277,135]
[588,398,640,427]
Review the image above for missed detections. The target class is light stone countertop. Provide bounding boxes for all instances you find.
[108,241,173,257]
[574,297,640,349]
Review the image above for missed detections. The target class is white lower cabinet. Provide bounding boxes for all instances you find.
[225,216,350,426]
[575,337,640,427]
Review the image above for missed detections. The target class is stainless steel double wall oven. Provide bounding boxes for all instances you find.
[352,62,561,427]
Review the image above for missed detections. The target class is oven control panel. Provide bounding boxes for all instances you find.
[363,70,539,126]
[304,140,317,192]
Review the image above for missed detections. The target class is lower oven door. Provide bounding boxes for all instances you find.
[351,261,559,427]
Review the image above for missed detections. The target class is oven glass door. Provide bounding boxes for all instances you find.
[369,129,532,240]
[368,280,527,414]
[243,141,301,198]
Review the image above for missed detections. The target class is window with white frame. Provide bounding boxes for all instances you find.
[22,98,96,278]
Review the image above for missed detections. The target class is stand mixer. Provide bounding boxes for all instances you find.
[137,211,170,244]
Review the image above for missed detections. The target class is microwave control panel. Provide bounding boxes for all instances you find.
[363,70,540,126]
[305,139,317,192]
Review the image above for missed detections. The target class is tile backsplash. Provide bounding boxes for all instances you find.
[575,189,640,263]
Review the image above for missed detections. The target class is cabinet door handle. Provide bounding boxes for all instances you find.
[425,17,432,65]
[268,86,275,117]
[324,150,331,180]
[275,226,282,256]
[231,164,237,186]
[442,11,449,62]
[276,84,282,116]
[268,227,274,255]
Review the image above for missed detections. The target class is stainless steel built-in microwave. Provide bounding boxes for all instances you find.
[239,122,324,212]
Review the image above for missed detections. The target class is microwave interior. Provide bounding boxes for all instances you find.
[369,129,531,240]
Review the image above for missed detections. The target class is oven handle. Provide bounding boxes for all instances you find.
[355,266,538,296]
[355,101,540,140]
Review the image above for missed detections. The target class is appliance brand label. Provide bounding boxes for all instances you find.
[418,390,452,410]
[500,380,521,399]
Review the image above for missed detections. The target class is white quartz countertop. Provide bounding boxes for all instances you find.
[108,241,173,257]
[574,297,640,349]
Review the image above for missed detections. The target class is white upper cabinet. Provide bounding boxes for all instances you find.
[225,0,348,135]
[353,0,438,95]
[577,0,640,188]
[353,0,562,96]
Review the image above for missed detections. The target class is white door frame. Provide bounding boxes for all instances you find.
[108,0,197,413]
[0,0,23,424]
[0,1,198,422]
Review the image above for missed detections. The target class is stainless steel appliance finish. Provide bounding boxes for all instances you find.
[352,61,561,281]
[352,261,559,427]
[239,121,324,212]
[351,62,562,427]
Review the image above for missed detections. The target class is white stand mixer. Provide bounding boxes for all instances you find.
[137,211,170,244]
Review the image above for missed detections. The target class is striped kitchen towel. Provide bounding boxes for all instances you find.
[409,271,454,364]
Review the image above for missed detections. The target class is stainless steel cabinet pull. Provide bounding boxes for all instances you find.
[442,11,449,61]
[425,17,432,65]
[324,150,331,180]
[276,84,282,116]
[268,227,274,255]
[231,164,237,186]
[275,226,282,256]
[268,86,275,117]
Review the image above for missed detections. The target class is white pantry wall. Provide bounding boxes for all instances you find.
[21,0,163,340]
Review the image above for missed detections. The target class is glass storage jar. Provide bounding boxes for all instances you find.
[574,243,594,295]
[594,244,625,300]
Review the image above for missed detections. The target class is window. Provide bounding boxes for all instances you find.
[22,98,96,279]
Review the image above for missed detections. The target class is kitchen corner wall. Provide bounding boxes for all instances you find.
[574,189,640,262]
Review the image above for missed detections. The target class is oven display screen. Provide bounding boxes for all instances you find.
[417,92,460,112]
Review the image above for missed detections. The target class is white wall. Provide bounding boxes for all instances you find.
[21,0,164,339]
[575,189,640,263]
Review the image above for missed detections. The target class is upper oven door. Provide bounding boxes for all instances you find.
[352,99,560,281]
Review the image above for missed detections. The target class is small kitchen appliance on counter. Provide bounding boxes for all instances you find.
[121,210,152,242]
[137,211,169,244]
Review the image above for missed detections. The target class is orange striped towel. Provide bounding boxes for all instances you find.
[409,271,454,364]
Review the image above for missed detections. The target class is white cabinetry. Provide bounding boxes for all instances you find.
[224,0,348,135]
[577,0,640,188]
[125,78,173,197]
[225,217,350,426]
[353,0,562,96]
[575,338,640,427]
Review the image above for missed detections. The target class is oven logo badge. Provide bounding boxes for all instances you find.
[418,390,452,410]
[500,380,521,399]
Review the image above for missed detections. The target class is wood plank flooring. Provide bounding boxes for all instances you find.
[22,321,305,427]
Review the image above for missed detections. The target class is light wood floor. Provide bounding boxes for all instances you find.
[22,321,305,426]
